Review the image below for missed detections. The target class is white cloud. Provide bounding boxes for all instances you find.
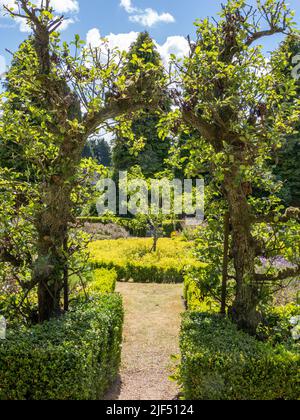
[120,0,137,14]
[86,28,189,66]
[0,0,79,13]
[50,0,79,14]
[129,8,175,27]
[156,36,190,65]
[120,0,175,28]
[57,17,75,31]
[0,0,79,32]
[86,28,102,49]
[86,28,139,52]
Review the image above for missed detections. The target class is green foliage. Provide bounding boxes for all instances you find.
[158,0,300,332]
[78,215,148,236]
[88,238,202,283]
[271,35,300,207]
[0,1,165,321]
[86,268,117,295]
[258,303,300,345]
[179,312,300,400]
[184,274,219,313]
[82,137,112,167]
[0,294,123,400]
[273,136,300,207]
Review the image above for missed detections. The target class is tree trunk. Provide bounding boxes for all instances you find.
[224,167,260,335]
[34,183,72,322]
[63,236,69,313]
[151,233,158,252]
[37,277,61,323]
[221,212,230,315]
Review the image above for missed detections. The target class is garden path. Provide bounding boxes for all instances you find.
[104,282,183,400]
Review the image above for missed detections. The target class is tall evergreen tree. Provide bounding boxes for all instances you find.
[272,35,300,207]
[0,39,40,176]
[82,137,112,167]
[112,32,171,178]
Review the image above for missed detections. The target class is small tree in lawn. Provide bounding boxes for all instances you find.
[160,0,300,334]
[0,0,164,322]
[120,166,179,252]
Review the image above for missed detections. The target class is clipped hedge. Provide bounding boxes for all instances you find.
[179,312,300,400]
[87,268,117,294]
[0,294,123,400]
[78,216,182,238]
[89,238,202,283]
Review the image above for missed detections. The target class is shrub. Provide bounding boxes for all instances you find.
[184,271,219,313]
[89,238,203,283]
[179,312,300,400]
[0,294,123,400]
[87,268,117,294]
[83,221,129,240]
[78,216,182,238]
[258,303,300,345]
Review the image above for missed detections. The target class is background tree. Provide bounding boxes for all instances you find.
[272,36,300,207]
[112,32,171,179]
[0,0,164,322]
[0,39,39,176]
[120,165,180,252]
[82,136,112,167]
[160,0,300,334]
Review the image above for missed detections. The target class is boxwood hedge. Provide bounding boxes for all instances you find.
[179,312,300,400]
[88,238,202,283]
[87,268,117,294]
[0,294,123,400]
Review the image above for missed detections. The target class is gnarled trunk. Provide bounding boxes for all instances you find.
[224,165,260,334]
[34,182,72,322]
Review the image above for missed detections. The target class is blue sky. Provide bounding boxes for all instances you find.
[0,0,300,73]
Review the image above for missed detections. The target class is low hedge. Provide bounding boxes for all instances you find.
[89,238,202,283]
[0,294,123,400]
[87,268,117,294]
[78,216,182,238]
[179,312,300,400]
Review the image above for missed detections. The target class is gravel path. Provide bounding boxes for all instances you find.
[104,282,183,400]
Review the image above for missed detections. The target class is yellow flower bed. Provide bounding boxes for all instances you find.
[88,238,203,283]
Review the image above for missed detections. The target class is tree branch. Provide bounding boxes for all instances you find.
[0,247,23,268]
[83,94,160,137]
[181,108,223,151]
[245,0,290,46]
[246,27,288,46]
[254,207,300,224]
[255,265,300,283]
[83,72,164,136]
